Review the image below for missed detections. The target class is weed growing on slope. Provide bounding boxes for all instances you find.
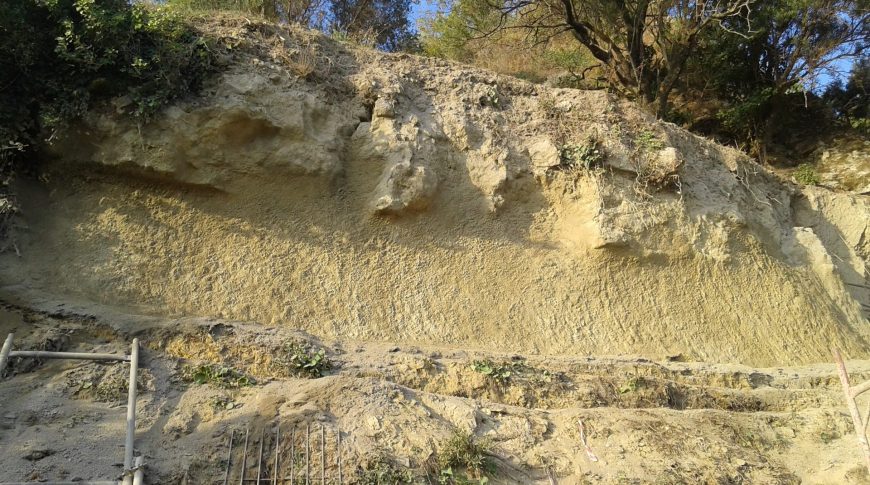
[472,358,560,387]
[432,429,494,484]
[618,375,648,394]
[471,360,513,386]
[793,163,820,185]
[357,456,416,484]
[560,138,604,170]
[283,341,331,378]
[635,130,666,152]
[184,363,256,388]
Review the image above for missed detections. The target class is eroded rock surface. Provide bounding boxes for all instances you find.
[3,22,868,365]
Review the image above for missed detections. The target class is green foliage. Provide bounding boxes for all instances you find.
[618,376,647,394]
[283,341,331,378]
[850,118,870,135]
[356,456,416,484]
[168,0,308,21]
[793,163,820,186]
[329,0,417,51]
[714,88,776,142]
[827,58,869,124]
[0,0,215,164]
[559,139,603,169]
[184,364,256,388]
[471,359,513,386]
[420,0,499,61]
[543,48,591,74]
[435,429,493,484]
[471,359,557,387]
[635,130,665,152]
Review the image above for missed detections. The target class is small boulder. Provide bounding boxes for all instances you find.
[23,449,54,461]
[372,162,438,215]
[527,137,561,172]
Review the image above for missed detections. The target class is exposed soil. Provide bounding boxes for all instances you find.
[0,14,868,484]
[1,302,869,484]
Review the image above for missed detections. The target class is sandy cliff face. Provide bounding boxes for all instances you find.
[1,22,867,365]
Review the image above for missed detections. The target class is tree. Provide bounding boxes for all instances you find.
[169,0,331,24]
[482,0,756,117]
[0,0,213,162]
[688,0,869,151]
[328,0,418,50]
[170,0,418,51]
[825,56,869,121]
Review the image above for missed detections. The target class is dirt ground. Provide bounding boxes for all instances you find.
[1,301,869,484]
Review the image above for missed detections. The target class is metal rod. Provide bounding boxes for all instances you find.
[132,456,145,485]
[305,424,310,485]
[834,348,870,474]
[8,350,129,361]
[320,425,325,485]
[290,427,295,485]
[0,333,13,378]
[273,423,280,485]
[240,427,250,485]
[337,430,342,485]
[257,428,265,485]
[224,429,236,485]
[122,338,139,485]
[852,378,870,398]
[0,482,118,485]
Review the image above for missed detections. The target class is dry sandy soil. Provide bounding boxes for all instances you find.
[0,15,869,484]
[1,302,870,484]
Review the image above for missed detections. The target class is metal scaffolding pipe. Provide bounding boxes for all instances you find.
[132,457,144,485]
[0,337,142,485]
[0,482,119,485]
[290,427,295,485]
[8,351,129,362]
[305,424,310,485]
[122,338,139,485]
[256,428,265,484]
[273,424,280,485]
[0,333,13,378]
[224,429,236,485]
[240,427,250,485]
[320,425,325,485]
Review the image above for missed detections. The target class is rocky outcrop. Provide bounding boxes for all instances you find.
[4,21,868,365]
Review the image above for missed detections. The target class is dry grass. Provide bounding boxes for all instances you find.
[632,154,682,198]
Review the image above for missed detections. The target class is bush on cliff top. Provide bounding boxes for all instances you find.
[0,0,215,165]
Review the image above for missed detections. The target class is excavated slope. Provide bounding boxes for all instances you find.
[1,20,868,366]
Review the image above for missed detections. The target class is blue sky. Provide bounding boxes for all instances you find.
[409,0,438,30]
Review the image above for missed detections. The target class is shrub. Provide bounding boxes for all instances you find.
[793,163,820,186]
[283,341,331,378]
[434,429,493,484]
[471,359,512,386]
[184,364,256,388]
[559,139,603,169]
[357,456,415,484]
[0,1,215,165]
[850,118,870,135]
[635,130,666,152]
